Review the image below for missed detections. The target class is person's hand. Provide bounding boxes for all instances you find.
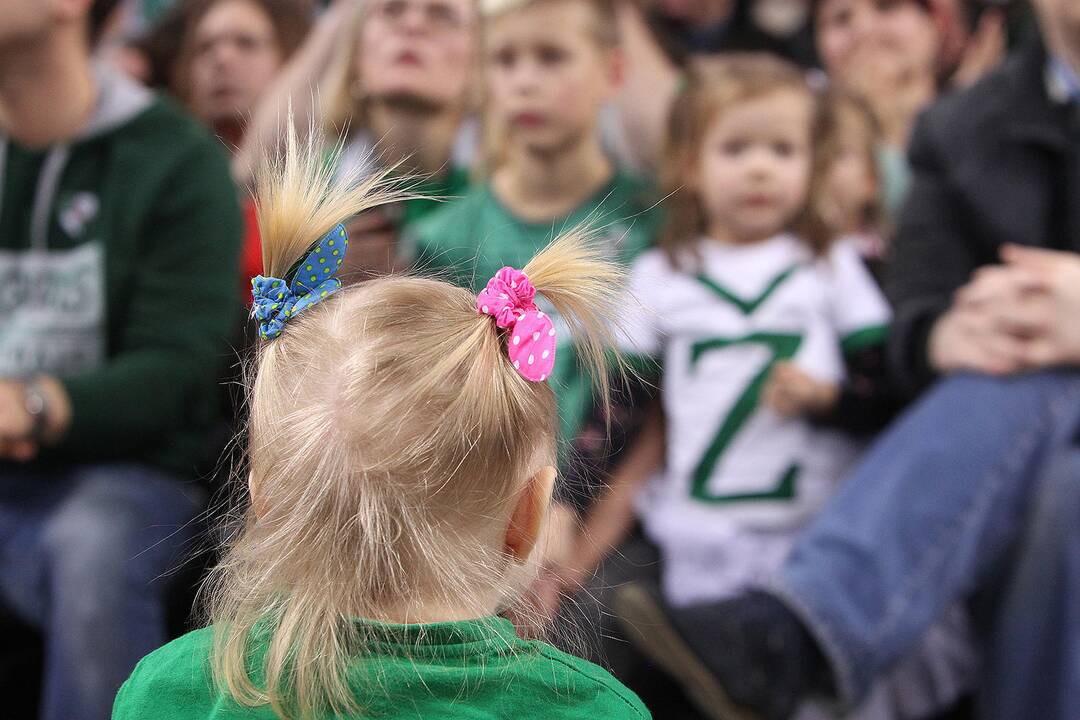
[0,377,71,461]
[929,263,1040,375]
[950,9,1006,89]
[0,382,38,462]
[999,245,1080,368]
[762,362,839,419]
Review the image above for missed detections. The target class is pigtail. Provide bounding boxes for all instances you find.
[253,105,404,279]
[520,229,628,423]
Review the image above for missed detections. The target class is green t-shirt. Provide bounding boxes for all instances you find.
[410,173,658,445]
[113,617,650,719]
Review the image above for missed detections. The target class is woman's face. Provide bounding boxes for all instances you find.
[816,0,940,83]
[358,0,477,109]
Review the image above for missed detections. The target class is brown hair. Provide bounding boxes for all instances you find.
[817,87,883,236]
[660,53,833,267]
[322,0,482,140]
[175,0,312,101]
[203,117,627,719]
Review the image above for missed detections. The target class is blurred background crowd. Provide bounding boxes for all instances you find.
[2,0,1079,718]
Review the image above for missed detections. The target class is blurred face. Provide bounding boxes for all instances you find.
[486,0,620,156]
[820,105,878,234]
[359,0,476,108]
[0,0,54,47]
[1033,0,1080,54]
[695,90,814,243]
[188,0,282,126]
[816,0,939,83]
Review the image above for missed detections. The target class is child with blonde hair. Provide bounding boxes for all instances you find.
[110,124,649,720]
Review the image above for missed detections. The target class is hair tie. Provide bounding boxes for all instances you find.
[251,224,348,340]
[477,267,556,382]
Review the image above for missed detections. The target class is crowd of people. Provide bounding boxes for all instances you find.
[1,0,1078,719]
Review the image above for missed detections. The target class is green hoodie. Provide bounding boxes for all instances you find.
[0,66,242,477]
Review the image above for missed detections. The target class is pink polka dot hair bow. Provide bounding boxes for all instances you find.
[477,267,557,382]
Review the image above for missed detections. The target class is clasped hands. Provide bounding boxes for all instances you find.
[930,245,1080,375]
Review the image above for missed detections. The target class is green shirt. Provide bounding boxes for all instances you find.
[0,69,241,477]
[410,173,658,445]
[113,617,650,719]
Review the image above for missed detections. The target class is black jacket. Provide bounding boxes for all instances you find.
[886,39,1080,392]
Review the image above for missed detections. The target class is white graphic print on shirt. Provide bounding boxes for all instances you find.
[0,243,106,377]
[620,235,890,605]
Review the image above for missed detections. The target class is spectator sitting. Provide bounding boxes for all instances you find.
[177,0,311,151]
[0,1,241,718]
[236,0,480,281]
[557,54,968,720]
[175,0,312,296]
[812,0,1007,220]
[609,0,1080,716]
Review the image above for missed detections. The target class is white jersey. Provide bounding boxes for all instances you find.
[621,234,891,606]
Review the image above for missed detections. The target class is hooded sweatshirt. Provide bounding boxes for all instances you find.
[0,66,242,477]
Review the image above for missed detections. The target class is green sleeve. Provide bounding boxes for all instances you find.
[59,140,241,457]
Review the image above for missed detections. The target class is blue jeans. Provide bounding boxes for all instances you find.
[0,463,203,720]
[772,371,1080,719]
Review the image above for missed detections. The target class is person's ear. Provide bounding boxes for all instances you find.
[505,465,556,562]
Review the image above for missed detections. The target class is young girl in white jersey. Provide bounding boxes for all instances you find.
[555,55,971,720]
[111,126,649,720]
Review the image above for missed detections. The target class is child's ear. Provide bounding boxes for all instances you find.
[505,465,557,562]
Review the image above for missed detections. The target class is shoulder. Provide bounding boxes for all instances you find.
[113,627,217,719]
[911,43,1036,163]
[523,641,651,718]
[114,95,229,170]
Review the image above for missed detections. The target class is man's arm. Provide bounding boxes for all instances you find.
[885,111,983,392]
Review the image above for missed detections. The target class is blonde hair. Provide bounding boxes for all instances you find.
[203,119,626,720]
[660,54,833,265]
[477,0,620,174]
[322,0,482,140]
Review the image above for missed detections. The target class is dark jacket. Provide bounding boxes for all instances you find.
[0,67,242,476]
[886,39,1080,392]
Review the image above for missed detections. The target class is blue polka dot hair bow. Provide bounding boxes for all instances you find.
[251,223,348,340]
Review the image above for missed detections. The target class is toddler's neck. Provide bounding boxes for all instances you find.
[705,221,784,249]
[492,135,613,223]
